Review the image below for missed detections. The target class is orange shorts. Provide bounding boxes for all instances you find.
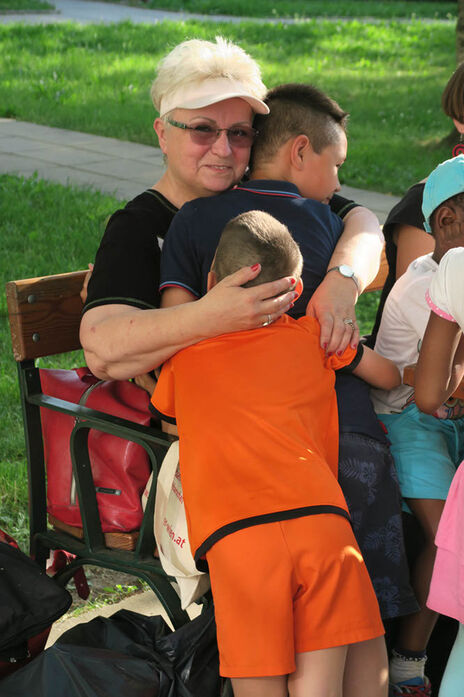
[205,514,384,678]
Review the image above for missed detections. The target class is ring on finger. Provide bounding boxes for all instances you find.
[343,317,355,329]
[262,314,272,327]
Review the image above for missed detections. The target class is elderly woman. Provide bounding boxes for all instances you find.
[80,37,383,381]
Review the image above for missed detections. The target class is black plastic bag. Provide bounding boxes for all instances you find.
[0,538,72,676]
[155,605,221,697]
[0,605,221,697]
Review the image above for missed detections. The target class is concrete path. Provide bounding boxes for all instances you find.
[0,118,399,221]
[0,0,454,26]
[0,0,306,26]
[0,118,165,201]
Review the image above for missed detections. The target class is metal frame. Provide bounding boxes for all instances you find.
[17,359,189,629]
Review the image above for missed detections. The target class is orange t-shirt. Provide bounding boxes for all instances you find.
[151,315,356,564]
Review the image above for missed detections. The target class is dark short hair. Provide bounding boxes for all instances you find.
[212,210,303,288]
[430,191,464,236]
[442,63,464,123]
[250,83,349,168]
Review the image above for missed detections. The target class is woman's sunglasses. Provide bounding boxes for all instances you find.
[166,118,258,148]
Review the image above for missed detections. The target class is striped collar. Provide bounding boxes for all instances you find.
[234,180,303,199]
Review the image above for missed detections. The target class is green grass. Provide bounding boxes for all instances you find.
[116,0,457,20]
[65,578,146,617]
[1,174,122,550]
[0,19,457,195]
[0,0,54,12]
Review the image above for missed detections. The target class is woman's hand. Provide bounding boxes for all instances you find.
[198,263,298,334]
[81,264,298,381]
[306,272,359,354]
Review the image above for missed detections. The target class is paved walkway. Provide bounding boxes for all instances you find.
[1,0,453,26]
[0,0,257,25]
[0,118,399,221]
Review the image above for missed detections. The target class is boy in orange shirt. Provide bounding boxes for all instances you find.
[151,210,398,697]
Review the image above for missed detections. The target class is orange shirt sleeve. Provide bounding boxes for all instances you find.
[297,316,356,370]
[325,344,357,371]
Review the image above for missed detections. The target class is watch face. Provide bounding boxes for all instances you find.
[338,264,354,278]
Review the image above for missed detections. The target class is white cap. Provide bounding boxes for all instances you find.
[159,77,269,118]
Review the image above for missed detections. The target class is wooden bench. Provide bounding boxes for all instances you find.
[365,246,388,293]
[6,270,189,628]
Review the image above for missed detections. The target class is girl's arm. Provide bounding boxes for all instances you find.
[415,312,464,413]
[353,346,401,390]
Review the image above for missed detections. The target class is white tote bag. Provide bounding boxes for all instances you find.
[143,440,210,609]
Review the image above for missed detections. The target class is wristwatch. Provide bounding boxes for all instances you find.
[326,264,359,291]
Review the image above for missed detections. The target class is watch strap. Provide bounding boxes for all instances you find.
[326,265,359,291]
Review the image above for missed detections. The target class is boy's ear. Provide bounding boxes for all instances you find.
[207,269,218,292]
[290,134,311,171]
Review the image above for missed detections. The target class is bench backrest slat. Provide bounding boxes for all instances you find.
[6,271,87,361]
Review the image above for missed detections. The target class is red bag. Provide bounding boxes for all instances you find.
[39,368,152,533]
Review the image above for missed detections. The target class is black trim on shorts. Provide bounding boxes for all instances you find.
[194,505,351,571]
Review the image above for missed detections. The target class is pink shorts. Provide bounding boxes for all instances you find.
[205,514,384,677]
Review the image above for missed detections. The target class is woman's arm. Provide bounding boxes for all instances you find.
[80,265,297,380]
[415,312,464,413]
[394,224,435,279]
[331,206,385,293]
[307,206,384,352]
[353,346,401,390]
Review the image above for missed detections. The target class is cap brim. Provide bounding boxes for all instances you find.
[178,91,269,115]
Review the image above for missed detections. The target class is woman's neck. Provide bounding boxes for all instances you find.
[152,169,212,209]
[151,174,191,210]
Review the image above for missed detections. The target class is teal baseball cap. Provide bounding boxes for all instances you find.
[422,154,464,233]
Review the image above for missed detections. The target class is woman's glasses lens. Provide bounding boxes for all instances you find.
[167,119,257,147]
[190,125,256,147]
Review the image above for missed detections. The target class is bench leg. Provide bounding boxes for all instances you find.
[50,558,190,629]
